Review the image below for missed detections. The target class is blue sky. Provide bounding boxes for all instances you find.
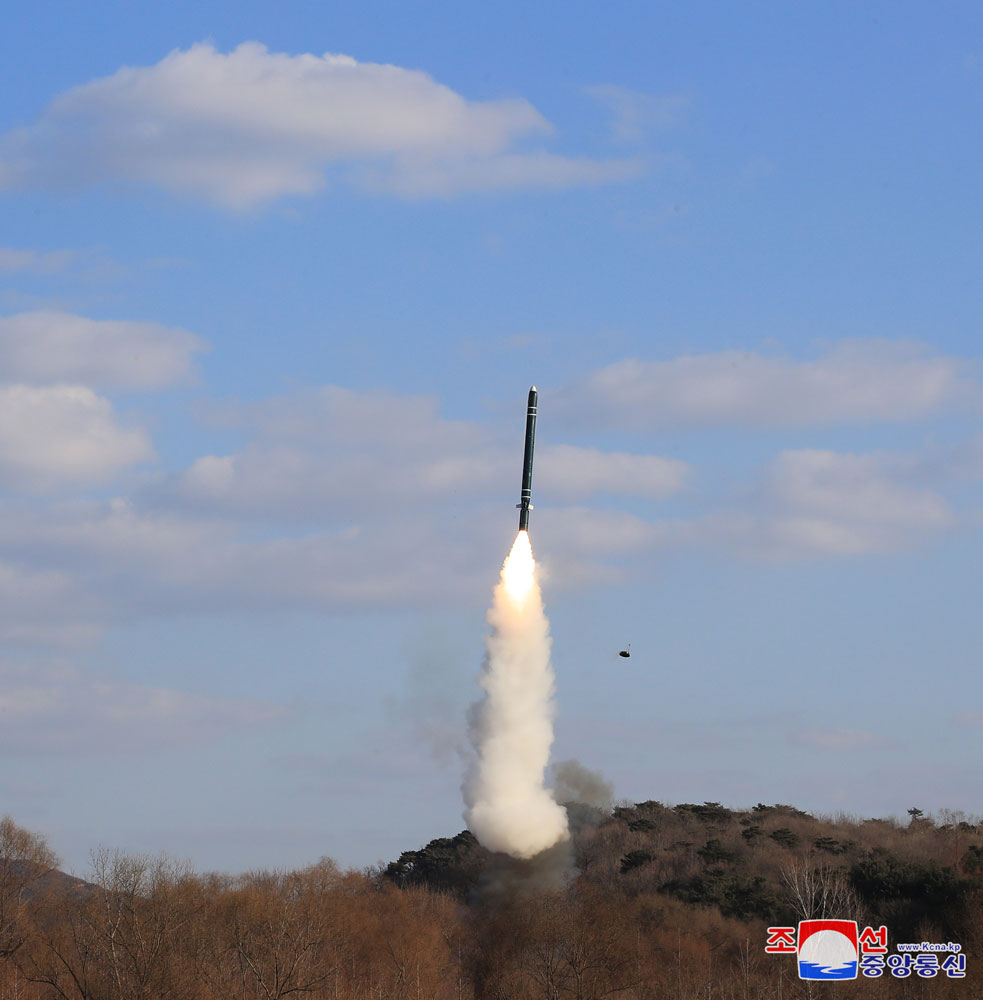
[1,1,981,874]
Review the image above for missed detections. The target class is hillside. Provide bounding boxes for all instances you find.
[1,803,981,998]
[386,801,983,936]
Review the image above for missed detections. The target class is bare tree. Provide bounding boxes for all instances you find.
[89,849,200,1000]
[18,848,199,1000]
[780,859,861,922]
[560,890,639,1000]
[196,869,334,1000]
[15,885,107,1000]
[0,816,58,960]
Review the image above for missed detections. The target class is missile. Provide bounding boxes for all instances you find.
[516,386,538,531]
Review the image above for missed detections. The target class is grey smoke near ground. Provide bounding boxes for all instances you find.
[552,759,614,809]
[552,759,615,837]
[473,839,575,901]
[473,759,615,901]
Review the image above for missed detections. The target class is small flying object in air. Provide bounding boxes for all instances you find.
[619,644,631,658]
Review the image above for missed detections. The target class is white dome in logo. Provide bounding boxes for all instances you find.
[799,930,856,970]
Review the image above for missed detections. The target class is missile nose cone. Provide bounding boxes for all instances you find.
[530,385,537,392]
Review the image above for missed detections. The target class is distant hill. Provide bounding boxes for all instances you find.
[21,864,98,902]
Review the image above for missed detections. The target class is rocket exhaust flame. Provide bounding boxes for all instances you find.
[464,530,569,859]
[502,529,535,605]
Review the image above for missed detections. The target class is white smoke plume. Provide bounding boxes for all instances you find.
[464,530,570,858]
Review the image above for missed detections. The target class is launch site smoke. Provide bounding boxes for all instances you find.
[463,386,569,862]
[473,760,614,899]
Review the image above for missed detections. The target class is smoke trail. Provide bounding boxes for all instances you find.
[464,530,569,859]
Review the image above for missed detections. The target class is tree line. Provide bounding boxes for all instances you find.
[1,801,981,999]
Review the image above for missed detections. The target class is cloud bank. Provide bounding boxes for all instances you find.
[0,386,153,489]
[554,341,973,430]
[0,310,206,491]
[0,343,973,650]
[0,311,205,389]
[173,387,687,517]
[761,448,952,555]
[0,248,74,274]
[0,657,289,753]
[0,43,640,207]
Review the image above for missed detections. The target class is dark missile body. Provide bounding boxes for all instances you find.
[516,386,537,531]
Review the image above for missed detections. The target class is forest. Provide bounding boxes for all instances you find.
[1,800,980,999]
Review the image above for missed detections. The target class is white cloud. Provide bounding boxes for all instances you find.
[0,498,501,617]
[538,506,668,555]
[177,387,499,516]
[533,505,673,590]
[0,42,639,207]
[948,433,983,480]
[0,248,74,273]
[0,373,691,627]
[0,378,969,641]
[695,447,954,558]
[174,386,687,516]
[0,657,289,753]
[367,150,642,197]
[0,311,206,389]
[585,85,691,142]
[0,386,154,489]
[555,341,971,430]
[0,560,100,646]
[0,435,964,640]
[765,449,952,555]
[538,444,687,499]
[0,487,675,632]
